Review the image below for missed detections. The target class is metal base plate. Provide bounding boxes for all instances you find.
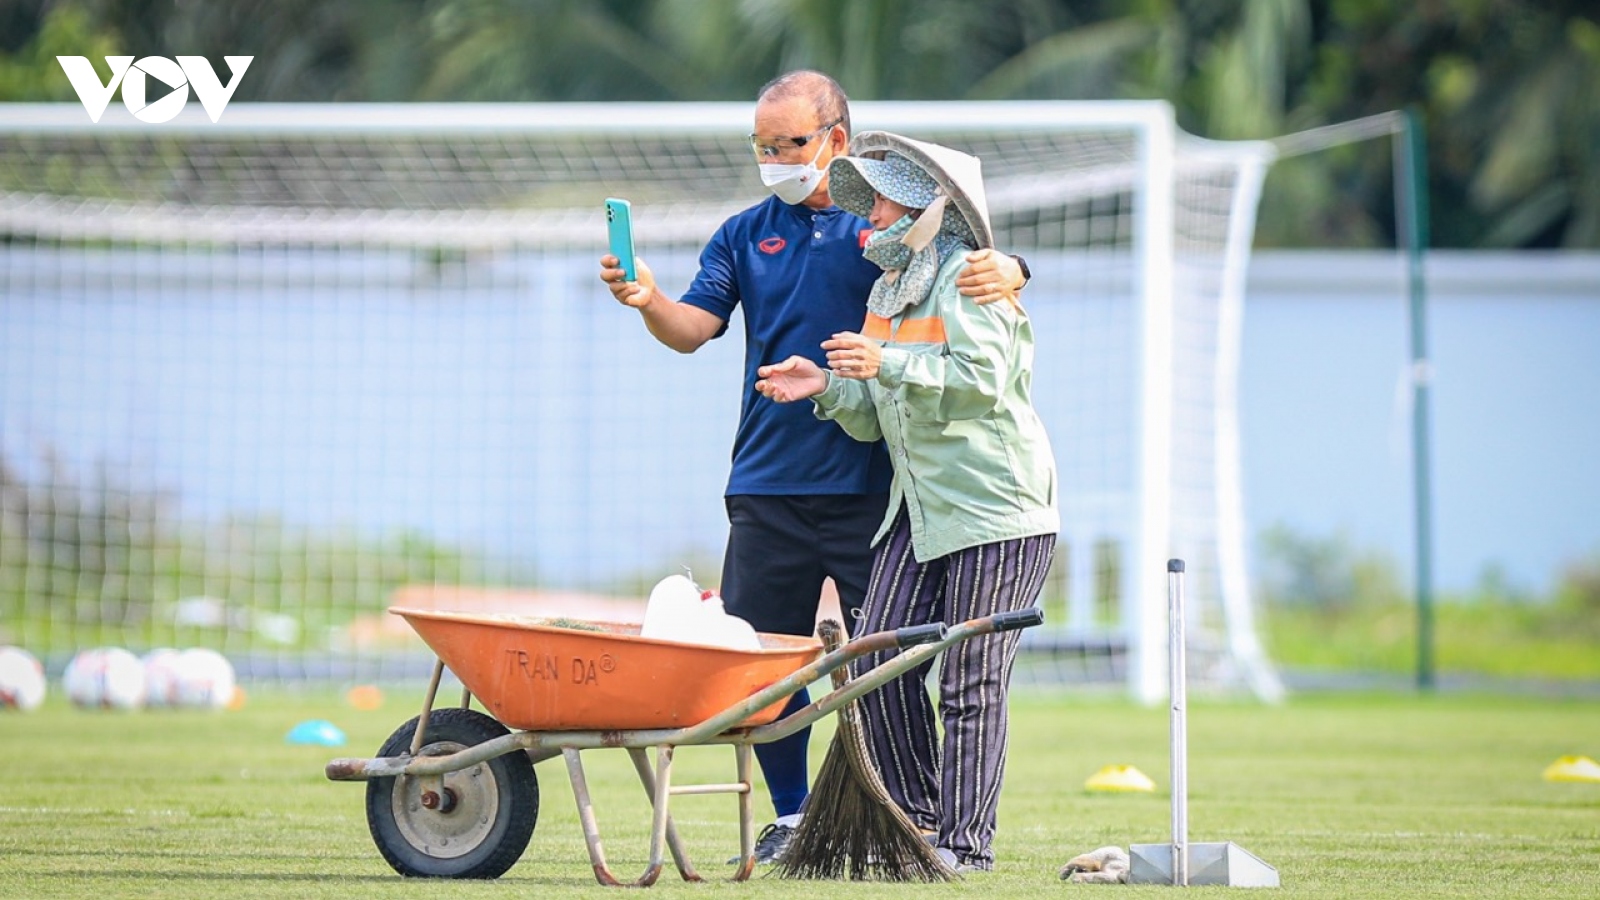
[1129,841,1279,887]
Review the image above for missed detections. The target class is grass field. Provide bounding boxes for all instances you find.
[1,687,1596,899]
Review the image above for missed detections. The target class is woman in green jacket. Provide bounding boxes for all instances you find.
[755,132,1059,873]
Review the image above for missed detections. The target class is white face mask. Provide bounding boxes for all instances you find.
[758,133,830,205]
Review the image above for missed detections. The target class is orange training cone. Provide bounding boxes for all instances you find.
[346,684,385,711]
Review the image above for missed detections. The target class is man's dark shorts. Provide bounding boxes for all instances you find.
[719,493,890,637]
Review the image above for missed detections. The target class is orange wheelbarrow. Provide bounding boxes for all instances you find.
[325,605,1044,887]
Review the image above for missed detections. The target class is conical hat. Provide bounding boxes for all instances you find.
[827,130,994,250]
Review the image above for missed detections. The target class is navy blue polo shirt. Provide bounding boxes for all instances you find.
[681,195,894,497]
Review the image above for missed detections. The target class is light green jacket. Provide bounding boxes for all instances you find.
[813,253,1059,562]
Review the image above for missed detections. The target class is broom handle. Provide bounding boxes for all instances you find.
[817,620,852,691]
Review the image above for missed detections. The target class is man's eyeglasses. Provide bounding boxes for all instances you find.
[749,118,843,160]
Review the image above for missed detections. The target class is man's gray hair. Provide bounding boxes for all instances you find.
[757,70,851,137]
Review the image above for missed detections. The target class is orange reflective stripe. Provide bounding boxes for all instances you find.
[861,314,893,340]
[892,317,946,344]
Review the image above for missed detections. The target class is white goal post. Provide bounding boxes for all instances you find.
[0,100,1282,701]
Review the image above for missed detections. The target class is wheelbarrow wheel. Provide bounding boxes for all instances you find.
[366,707,538,878]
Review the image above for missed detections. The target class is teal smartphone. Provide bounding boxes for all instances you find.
[604,197,637,282]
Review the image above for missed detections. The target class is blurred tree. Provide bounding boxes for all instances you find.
[0,3,121,100]
[3,0,1597,247]
[414,0,707,100]
[84,0,426,101]
[726,0,1063,99]
[1552,549,1600,636]
[407,0,1073,101]
[1256,523,1406,613]
[1304,1,1600,248]
[0,0,430,101]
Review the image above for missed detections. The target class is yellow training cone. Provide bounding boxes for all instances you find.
[1543,755,1600,783]
[1085,764,1156,793]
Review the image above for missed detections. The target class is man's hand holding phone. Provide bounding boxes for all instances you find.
[601,196,656,308]
[600,254,656,308]
[593,198,741,354]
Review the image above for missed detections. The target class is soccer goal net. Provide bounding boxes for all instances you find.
[0,100,1281,701]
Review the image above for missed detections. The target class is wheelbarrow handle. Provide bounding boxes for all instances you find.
[988,607,1045,633]
[893,622,948,647]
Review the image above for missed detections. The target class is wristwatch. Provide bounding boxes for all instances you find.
[1011,254,1032,287]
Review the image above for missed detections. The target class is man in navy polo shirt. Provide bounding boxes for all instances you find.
[599,69,1026,865]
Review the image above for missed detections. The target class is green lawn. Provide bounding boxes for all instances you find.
[1263,601,1600,680]
[0,687,1596,899]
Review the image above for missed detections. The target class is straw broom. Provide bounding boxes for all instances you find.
[773,620,952,882]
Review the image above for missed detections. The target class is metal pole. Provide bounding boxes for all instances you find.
[1274,109,1435,692]
[1168,559,1188,887]
[1394,107,1435,691]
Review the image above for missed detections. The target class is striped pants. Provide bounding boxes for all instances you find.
[853,509,1056,871]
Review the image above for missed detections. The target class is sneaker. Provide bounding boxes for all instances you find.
[728,822,795,865]
[935,846,980,874]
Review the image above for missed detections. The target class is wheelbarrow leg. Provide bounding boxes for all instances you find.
[649,746,677,883]
[409,658,446,754]
[626,748,702,882]
[735,742,755,880]
[565,747,665,887]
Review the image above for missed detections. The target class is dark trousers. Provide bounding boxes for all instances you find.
[853,509,1056,870]
[719,493,889,817]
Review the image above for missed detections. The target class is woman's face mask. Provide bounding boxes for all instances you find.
[862,214,916,271]
[758,133,831,205]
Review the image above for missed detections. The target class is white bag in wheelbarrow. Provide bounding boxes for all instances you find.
[640,574,762,651]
